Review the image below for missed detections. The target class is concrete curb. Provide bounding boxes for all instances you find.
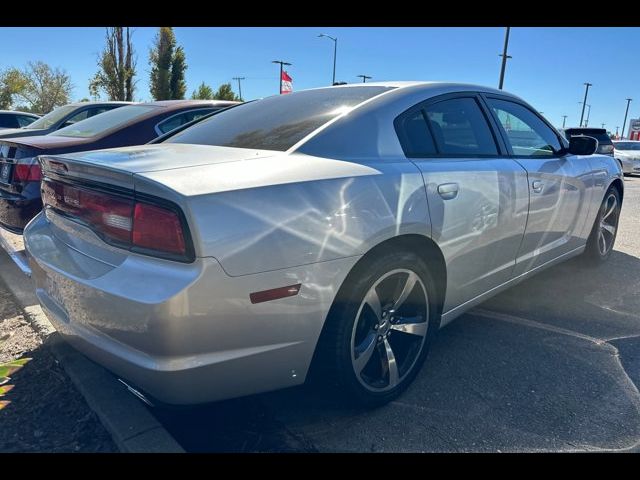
[0,250,184,453]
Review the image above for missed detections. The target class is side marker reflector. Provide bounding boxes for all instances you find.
[250,283,302,304]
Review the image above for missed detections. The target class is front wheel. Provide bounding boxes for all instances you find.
[583,186,621,263]
[312,251,440,407]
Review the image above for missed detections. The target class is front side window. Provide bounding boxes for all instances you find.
[165,86,394,151]
[424,97,498,156]
[487,98,562,157]
[17,115,37,127]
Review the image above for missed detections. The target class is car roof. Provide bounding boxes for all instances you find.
[141,100,240,110]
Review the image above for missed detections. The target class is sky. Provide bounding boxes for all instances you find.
[1,27,638,134]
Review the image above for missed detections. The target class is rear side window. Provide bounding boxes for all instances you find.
[395,110,437,157]
[0,114,19,128]
[423,97,498,156]
[156,108,216,134]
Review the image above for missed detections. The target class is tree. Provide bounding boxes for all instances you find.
[0,68,28,109]
[89,27,137,101]
[149,27,188,100]
[14,61,73,113]
[213,83,240,101]
[191,82,214,100]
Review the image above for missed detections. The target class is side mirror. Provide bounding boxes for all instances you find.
[568,135,598,156]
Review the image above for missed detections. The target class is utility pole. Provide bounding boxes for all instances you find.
[585,104,591,127]
[232,77,245,101]
[498,27,512,90]
[272,60,291,95]
[318,34,338,85]
[579,82,592,127]
[357,75,372,83]
[622,98,632,140]
[562,115,567,128]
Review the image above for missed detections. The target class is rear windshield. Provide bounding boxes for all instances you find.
[164,86,394,151]
[25,105,77,129]
[565,129,612,144]
[614,142,640,151]
[55,105,158,138]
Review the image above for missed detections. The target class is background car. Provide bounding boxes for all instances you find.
[23,83,622,408]
[613,140,640,175]
[560,127,614,156]
[0,110,40,129]
[0,101,132,140]
[0,100,238,236]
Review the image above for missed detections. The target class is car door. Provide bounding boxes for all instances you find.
[395,93,529,313]
[482,95,594,276]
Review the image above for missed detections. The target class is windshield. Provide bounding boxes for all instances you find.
[614,142,640,151]
[25,104,77,129]
[165,86,394,151]
[55,105,159,138]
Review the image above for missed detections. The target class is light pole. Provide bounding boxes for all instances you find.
[579,82,592,127]
[562,115,567,128]
[318,34,337,86]
[357,75,372,83]
[498,27,512,90]
[272,60,291,95]
[585,104,591,127]
[622,98,632,140]
[601,123,606,129]
[232,76,245,101]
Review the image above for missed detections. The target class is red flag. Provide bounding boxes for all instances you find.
[281,70,293,94]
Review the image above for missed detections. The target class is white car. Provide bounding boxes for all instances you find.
[613,140,640,175]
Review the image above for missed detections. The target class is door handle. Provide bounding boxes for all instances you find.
[532,180,544,193]
[437,182,459,200]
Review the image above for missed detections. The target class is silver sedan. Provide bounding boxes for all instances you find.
[613,140,640,175]
[24,82,623,407]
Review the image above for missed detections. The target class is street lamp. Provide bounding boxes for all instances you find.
[357,74,372,83]
[562,115,567,128]
[579,82,592,127]
[498,26,512,90]
[601,123,606,129]
[622,98,632,140]
[318,34,338,86]
[272,60,291,95]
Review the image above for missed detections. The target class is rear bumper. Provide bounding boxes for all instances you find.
[0,184,42,232]
[25,212,356,405]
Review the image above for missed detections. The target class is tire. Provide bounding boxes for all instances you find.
[583,186,621,263]
[311,250,440,407]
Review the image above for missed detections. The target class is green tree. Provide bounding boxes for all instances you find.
[14,61,73,113]
[149,27,188,100]
[0,68,28,109]
[191,81,214,99]
[213,83,240,101]
[89,27,137,101]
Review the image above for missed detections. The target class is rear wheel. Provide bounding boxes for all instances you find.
[312,251,440,407]
[583,186,621,263]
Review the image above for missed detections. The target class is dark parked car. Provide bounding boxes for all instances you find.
[0,110,40,130]
[0,100,238,234]
[560,127,614,156]
[0,101,131,140]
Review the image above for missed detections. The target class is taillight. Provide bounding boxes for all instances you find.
[133,203,186,255]
[41,178,191,261]
[12,162,41,182]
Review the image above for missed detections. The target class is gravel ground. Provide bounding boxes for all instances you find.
[0,281,116,453]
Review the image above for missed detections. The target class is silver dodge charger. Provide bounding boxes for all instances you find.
[24,82,623,407]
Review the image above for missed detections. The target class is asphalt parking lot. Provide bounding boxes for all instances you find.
[150,176,640,452]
